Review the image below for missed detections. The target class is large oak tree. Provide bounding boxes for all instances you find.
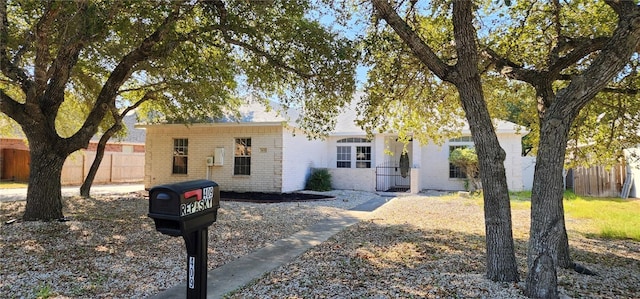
[369,0,520,282]
[362,0,640,297]
[0,0,357,220]
[486,0,640,297]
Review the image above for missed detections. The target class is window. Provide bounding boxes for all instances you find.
[449,136,473,143]
[122,145,134,153]
[336,138,371,168]
[173,138,188,174]
[448,136,474,179]
[356,146,371,168]
[337,146,351,168]
[449,145,467,178]
[337,137,371,143]
[234,138,251,175]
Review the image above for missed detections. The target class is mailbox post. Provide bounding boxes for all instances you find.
[148,180,220,299]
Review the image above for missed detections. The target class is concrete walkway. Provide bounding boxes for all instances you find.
[151,197,392,299]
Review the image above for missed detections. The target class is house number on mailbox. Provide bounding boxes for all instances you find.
[181,186,215,216]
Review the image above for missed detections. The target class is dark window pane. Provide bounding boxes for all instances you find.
[173,156,188,174]
[356,146,371,169]
[234,138,251,175]
[234,157,251,175]
[337,161,351,168]
[172,138,188,174]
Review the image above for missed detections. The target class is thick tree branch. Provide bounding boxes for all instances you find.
[0,90,27,124]
[605,0,637,16]
[69,4,184,152]
[34,1,60,97]
[483,47,539,82]
[371,0,454,82]
[0,0,33,95]
[203,0,316,79]
[556,3,640,116]
[548,37,609,77]
[601,87,640,95]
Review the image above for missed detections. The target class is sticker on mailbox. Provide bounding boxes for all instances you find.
[181,186,214,216]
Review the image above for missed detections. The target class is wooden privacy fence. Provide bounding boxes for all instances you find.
[1,149,30,181]
[61,152,145,185]
[571,164,626,197]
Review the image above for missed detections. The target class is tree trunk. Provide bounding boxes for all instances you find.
[370,0,519,282]
[536,92,575,272]
[23,142,67,221]
[452,0,519,282]
[458,81,519,282]
[525,116,571,298]
[80,127,118,197]
[80,143,106,197]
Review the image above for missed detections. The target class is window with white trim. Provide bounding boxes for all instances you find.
[172,138,188,174]
[337,146,351,168]
[336,138,372,168]
[234,138,251,175]
[448,136,474,179]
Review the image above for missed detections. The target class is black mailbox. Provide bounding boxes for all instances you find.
[149,179,220,236]
[148,179,220,299]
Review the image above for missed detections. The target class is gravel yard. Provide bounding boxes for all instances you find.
[1,190,639,298]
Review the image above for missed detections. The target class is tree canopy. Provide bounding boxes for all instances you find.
[0,0,358,220]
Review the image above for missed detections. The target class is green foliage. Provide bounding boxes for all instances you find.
[448,147,481,191]
[483,0,640,165]
[1,0,358,220]
[359,6,465,146]
[487,1,616,70]
[567,91,640,169]
[305,168,332,192]
[2,0,358,136]
[35,283,54,299]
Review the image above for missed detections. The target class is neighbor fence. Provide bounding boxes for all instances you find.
[570,163,626,198]
[61,151,145,185]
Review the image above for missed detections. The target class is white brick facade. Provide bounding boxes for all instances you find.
[139,102,529,193]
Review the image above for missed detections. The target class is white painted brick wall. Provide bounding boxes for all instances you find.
[281,128,328,192]
[328,168,376,192]
[417,133,525,192]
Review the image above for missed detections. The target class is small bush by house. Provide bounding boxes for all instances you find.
[305,168,332,191]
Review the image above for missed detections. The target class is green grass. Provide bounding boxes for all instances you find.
[563,191,640,241]
[35,283,54,299]
[505,190,640,241]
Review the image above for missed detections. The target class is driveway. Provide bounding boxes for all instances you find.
[0,183,146,202]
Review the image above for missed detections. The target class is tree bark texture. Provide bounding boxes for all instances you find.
[23,140,67,220]
[534,92,574,272]
[525,114,571,299]
[525,3,640,296]
[80,123,121,197]
[452,1,518,281]
[80,141,106,198]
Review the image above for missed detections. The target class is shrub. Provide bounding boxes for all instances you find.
[449,147,481,191]
[305,168,332,191]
